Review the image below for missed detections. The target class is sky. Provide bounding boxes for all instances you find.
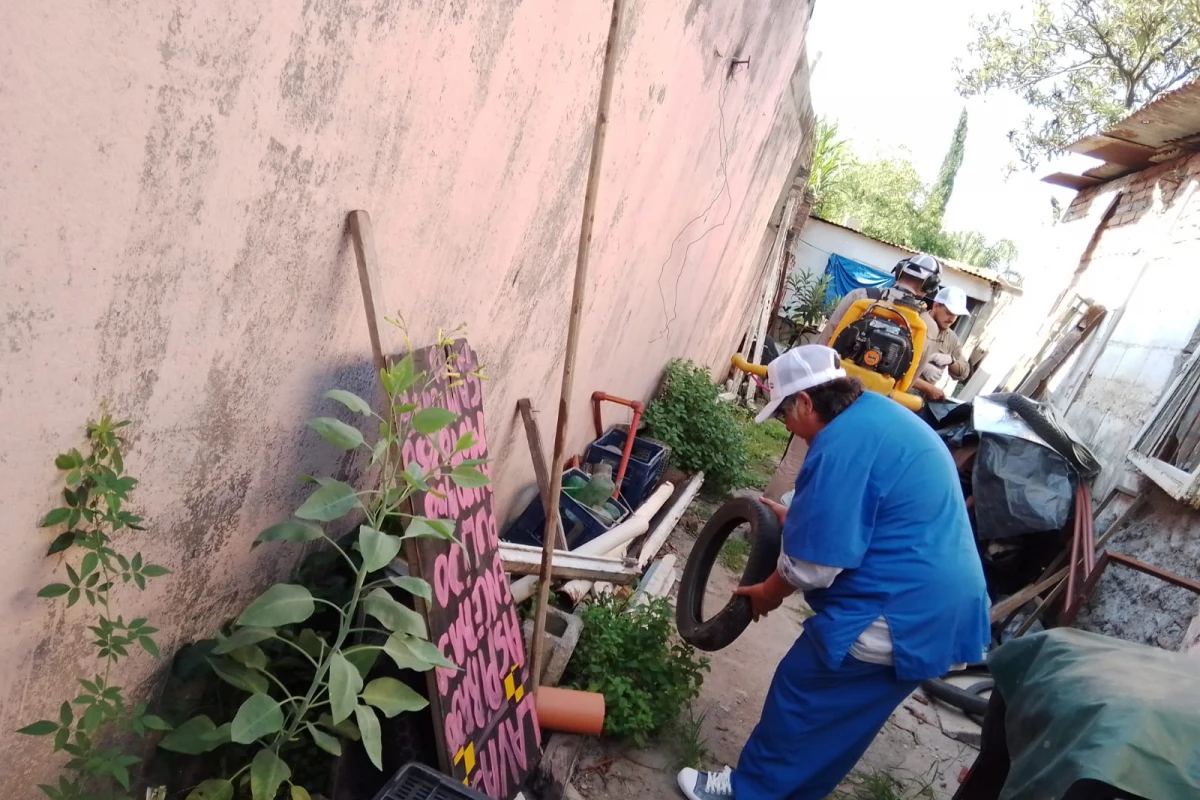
[805,0,1081,277]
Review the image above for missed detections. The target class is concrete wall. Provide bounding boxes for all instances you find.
[792,219,997,302]
[1051,155,1200,499]
[0,0,815,787]
[1046,154,1200,646]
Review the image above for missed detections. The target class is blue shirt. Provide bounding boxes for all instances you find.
[783,391,990,680]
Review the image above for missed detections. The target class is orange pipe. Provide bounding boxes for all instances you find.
[590,392,645,499]
[535,687,605,736]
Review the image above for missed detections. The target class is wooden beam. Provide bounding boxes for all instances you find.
[501,543,637,583]
[529,734,586,800]
[348,210,398,373]
[994,492,1146,624]
[518,399,568,550]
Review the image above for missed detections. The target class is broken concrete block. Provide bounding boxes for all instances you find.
[523,605,584,688]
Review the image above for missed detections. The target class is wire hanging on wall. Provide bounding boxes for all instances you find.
[650,61,746,343]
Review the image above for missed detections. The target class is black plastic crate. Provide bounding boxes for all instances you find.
[503,467,631,549]
[370,762,493,800]
[583,427,670,509]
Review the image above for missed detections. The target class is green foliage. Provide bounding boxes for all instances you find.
[717,537,750,572]
[808,116,850,217]
[671,706,712,770]
[738,411,790,491]
[782,271,838,346]
[957,0,1200,170]
[830,769,938,800]
[926,109,968,227]
[566,595,708,746]
[20,413,172,800]
[643,360,750,495]
[164,329,487,799]
[818,148,1019,271]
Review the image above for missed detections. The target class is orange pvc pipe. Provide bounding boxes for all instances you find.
[535,687,605,736]
[590,392,645,499]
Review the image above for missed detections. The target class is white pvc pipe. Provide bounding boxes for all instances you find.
[637,471,704,568]
[510,481,675,605]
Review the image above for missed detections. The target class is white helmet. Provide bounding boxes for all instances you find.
[893,254,942,294]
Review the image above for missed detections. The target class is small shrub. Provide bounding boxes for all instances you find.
[644,359,750,495]
[566,595,708,746]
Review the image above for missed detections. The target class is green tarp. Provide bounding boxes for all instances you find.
[989,628,1200,799]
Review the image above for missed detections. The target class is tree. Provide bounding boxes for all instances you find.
[819,152,1018,271]
[943,230,1019,272]
[808,117,850,217]
[957,0,1200,170]
[926,109,968,225]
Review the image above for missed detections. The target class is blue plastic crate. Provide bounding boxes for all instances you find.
[583,427,670,509]
[503,467,631,549]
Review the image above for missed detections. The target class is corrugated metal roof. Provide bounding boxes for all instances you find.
[1043,79,1200,189]
[810,215,1005,286]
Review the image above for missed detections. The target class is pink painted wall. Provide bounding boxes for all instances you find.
[0,0,813,786]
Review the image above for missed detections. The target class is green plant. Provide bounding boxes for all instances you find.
[808,116,850,217]
[737,409,790,492]
[782,271,838,347]
[161,336,486,800]
[672,706,712,770]
[717,537,750,572]
[958,0,1200,170]
[566,595,708,747]
[831,769,936,800]
[19,412,173,800]
[644,359,750,495]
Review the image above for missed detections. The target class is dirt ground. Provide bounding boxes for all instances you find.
[567,500,977,800]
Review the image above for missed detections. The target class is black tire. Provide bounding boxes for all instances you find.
[676,497,782,651]
[1003,394,1101,477]
[920,678,992,718]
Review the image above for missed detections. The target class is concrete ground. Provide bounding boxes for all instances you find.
[566,499,978,800]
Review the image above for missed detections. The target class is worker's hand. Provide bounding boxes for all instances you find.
[734,581,786,621]
[930,353,953,367]
[913,379,946,401]
[760,496,788,525]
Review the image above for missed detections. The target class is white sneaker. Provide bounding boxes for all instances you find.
[677,766,735,799]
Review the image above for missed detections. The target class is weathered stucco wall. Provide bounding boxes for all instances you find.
[0,0,814,787]
[1048,155,1200,647]
[1051,155,1200,499]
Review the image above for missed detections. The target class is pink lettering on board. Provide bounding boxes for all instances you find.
[397,341,540,799]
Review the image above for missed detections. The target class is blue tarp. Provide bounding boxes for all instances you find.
[825,253,894,298]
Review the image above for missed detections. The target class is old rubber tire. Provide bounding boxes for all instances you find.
[676,497,782,651]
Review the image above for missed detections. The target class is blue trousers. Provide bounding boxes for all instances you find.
[732,634,920,800]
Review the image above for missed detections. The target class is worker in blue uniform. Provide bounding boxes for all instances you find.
[678,345,990,800]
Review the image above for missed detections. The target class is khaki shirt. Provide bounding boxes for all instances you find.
[817,287,938,377]
[918,326,970,385]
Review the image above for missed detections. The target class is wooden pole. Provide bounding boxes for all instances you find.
[744,191,798,403]
[518,399,568,550]
[530,0,625,690]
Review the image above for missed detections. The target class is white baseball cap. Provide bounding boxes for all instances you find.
[754,345,847,423]
[933,286,970,317]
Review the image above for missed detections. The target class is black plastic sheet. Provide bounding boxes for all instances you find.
[972,433,1077,540]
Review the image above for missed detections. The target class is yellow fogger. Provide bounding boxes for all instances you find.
[733,296,927,412]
